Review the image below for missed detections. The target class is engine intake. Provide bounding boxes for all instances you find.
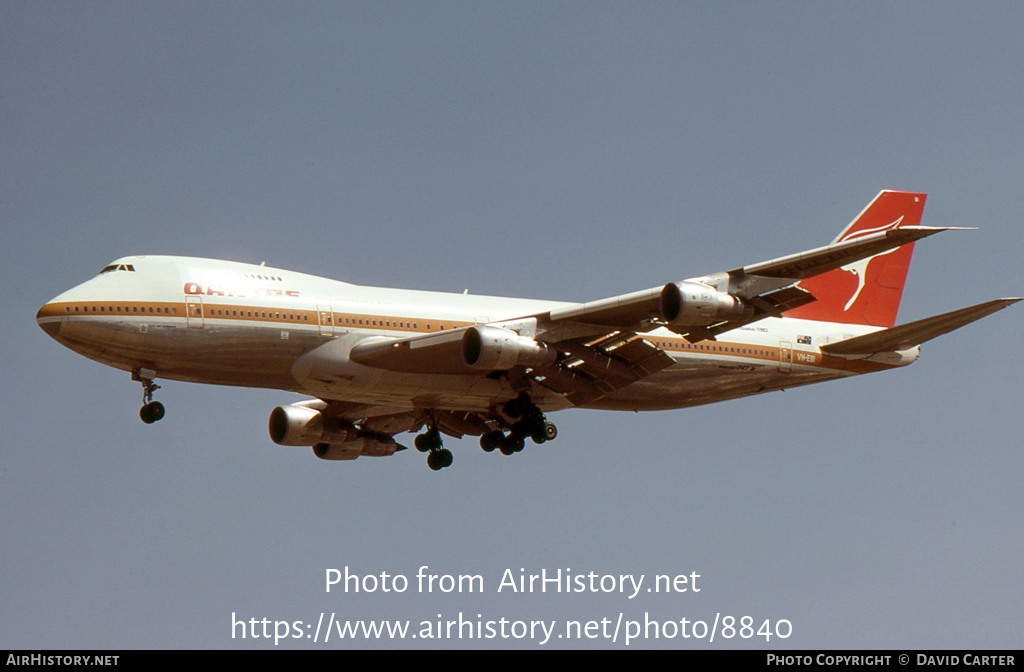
[461,326,557,370]
[659,281,753,327]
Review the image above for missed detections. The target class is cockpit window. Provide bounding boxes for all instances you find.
[98,264,136,275]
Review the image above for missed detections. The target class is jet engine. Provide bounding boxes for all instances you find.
[268,404,355,446]
[659,281,754,327]
[269,404,401,460]
[313,437,399,460]
[461,325,557,370]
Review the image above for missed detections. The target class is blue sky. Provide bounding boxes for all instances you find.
[2,2,1022,648]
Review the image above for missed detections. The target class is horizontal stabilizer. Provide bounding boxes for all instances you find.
[820,298,1022,355]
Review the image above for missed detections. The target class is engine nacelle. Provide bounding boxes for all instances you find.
[268,404,356,446]
[659,281,754,327]
[461,325,557,370]
[313,437,399,461]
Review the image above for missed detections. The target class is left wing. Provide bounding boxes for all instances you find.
[539,223,957,343]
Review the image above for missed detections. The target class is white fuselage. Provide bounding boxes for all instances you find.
[37,256,911,414]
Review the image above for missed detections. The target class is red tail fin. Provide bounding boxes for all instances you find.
[784,190,927,328]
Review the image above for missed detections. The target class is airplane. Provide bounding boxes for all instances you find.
[36,190,1020,471]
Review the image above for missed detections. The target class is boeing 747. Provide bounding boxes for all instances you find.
[37,191,1020,470]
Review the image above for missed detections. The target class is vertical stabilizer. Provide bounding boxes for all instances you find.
[785,190,927,327]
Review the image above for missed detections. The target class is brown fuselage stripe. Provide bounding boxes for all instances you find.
[37,300,890,374]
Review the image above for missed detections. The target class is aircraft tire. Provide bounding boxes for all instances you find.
[438,448,453,468]
[148,401,165,422]
[480,431,502,452]
[415,434,431,452]
[427,451,443,471]
[543,422,557,441]
[139,405,155,424]
[511,420,530,439]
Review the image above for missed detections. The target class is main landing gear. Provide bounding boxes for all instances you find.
[134,371,165,424]
[415,426,453,471]
[479,393,557,457]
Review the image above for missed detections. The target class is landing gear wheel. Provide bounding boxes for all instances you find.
[480,431,503,453]
[426,447,453,470]
[543,422,557,441]
[416,427,442,452]
[427,451,443,471]
[499,442,515,456]
[511,419,531,438]
[509,436,525,453]
[139,401,165,424]
[418,427,450,470]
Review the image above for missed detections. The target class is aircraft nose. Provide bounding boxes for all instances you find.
[37,302,62,338]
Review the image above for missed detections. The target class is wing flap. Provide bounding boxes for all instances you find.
[820,298,1022,355]
[533,337,674,406]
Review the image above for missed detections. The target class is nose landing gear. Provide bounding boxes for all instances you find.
[133,370,165,424]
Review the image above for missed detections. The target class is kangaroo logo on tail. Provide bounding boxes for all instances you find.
[838,216,905,312]
[784,192,926,328]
